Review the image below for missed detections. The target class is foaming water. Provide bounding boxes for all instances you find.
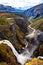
[0,24,43,65]
[25,24,36,39]
[0,39,40,65]
[0,40,31,65]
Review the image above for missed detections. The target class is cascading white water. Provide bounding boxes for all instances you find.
[0,39,40,65]
[25,23,36,39]
[0,23,43,65]
[0,40,31,65]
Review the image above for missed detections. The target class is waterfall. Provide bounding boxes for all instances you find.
[0,40,32,65]
[0,23,43,65]
[0,40,19,57]
[25,24,36,39]
[0,39,40,65]
[38,56,43,59]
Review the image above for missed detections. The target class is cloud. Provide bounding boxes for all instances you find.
[0,0,43,10]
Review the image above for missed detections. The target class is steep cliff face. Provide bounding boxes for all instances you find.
[0,12,43,65]
[0,44,21,65]
[0,13,29,53]
[24,3,43,18]
[37,22,43,31]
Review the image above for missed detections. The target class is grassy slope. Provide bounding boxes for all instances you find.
[0,13,16,25]
[32,17,43,29]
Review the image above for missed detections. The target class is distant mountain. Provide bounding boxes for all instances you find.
[24,3,43,18]
[0,4,43,19]
[0,4,24,12]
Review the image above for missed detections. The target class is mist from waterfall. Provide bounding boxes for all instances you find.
[0,22,43,65]
[0,38,40,65]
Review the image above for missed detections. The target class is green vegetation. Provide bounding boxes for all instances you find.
[0,17,14,25]
[0,12,43,65]
[0,13,16,25]
[32,17,43,29]
[0,18,6,25]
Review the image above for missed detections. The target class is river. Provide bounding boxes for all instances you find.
[0,23,43,65]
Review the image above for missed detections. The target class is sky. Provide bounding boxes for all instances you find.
[0,0,43,10]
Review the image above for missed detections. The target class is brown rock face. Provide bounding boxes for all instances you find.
[0,44,21,65]
[0,16,29,53]
[0,12,43,65]
[32,43,43,57]
[38,22,43,31]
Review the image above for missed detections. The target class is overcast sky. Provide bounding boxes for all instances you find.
[0,0,43,10]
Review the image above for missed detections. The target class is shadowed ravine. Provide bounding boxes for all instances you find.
[0,40,37,65]
[0,23,43,65]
